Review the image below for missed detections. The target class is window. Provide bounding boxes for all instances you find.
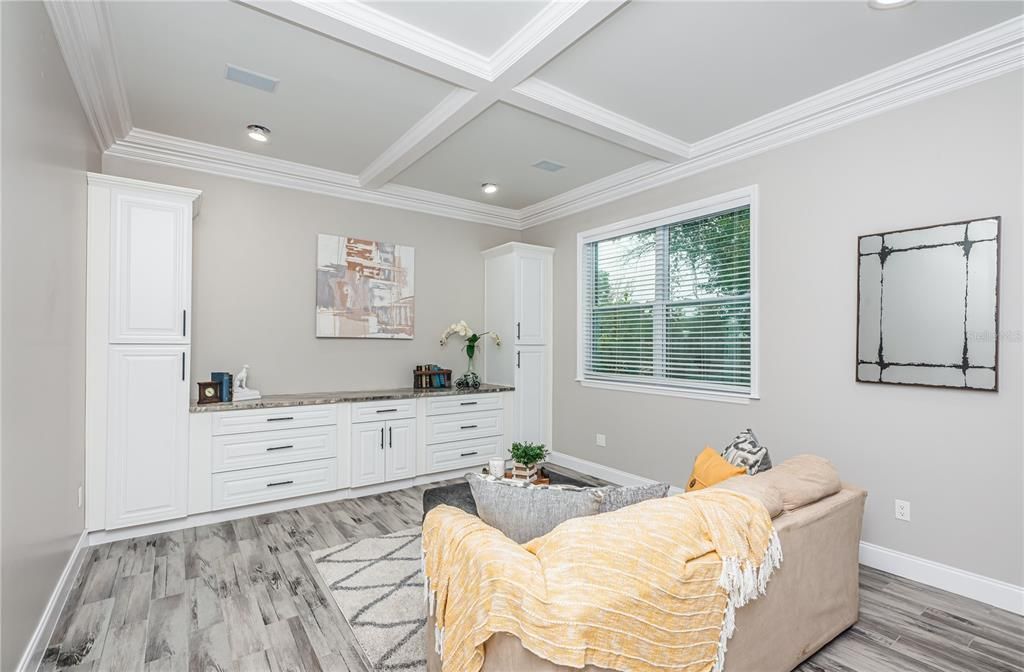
[577,187,757,401]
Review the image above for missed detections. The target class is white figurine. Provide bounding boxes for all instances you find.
[232,364,261,401]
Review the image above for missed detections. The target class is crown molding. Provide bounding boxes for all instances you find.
[506,78,691,162]
[518,15,1024,229]
[106,129,522,229]
[44,0,131,150]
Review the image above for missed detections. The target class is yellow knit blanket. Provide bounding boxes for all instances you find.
[422,489,781,672]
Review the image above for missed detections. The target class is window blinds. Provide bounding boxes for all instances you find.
[581,206,752,395]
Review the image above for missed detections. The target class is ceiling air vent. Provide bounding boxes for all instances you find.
[532,159,565,173]
[225,64,279,93]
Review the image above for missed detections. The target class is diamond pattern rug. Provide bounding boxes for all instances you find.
[311,528,426,672]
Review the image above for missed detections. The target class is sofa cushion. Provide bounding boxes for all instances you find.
[721,428,773,474]
[599,482,671,513]
[466,473,608,543]
[760,454,842,511]
[712,475,784,518]
[687,446,746,491]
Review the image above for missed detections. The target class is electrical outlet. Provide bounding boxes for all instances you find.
[596,433,606,447]
[78,485,83,509]
[894,499,911,521]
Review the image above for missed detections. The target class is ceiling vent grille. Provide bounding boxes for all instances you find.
[225,64,279,93]
[532,160,565,173]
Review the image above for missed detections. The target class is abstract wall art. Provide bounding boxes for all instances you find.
[316,234,415,339]
[856,217,1000,391]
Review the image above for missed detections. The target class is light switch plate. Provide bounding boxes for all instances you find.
[596,433,606,447]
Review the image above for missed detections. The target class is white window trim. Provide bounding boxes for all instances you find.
[575,185,760,404]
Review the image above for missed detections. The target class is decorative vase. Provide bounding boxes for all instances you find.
[455,354,481,390]
[510,461,539,483]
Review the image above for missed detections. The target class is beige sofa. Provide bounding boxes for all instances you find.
[427,456,866,672]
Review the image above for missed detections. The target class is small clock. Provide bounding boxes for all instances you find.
[197,381,221,404]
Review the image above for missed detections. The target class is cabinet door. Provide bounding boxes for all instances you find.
[385,418,416,482]
[110,190,191,343]
[514,346,548,446]
[350,422,386,487]
[106,345,189,528]
[514,253,547,345]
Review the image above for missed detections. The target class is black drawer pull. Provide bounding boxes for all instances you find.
[460,401,478,406]
[459,424,478,430]
[266,445,293,452]
[460,451,478,457]
[266,417,294,422]
[376,408,398,414]
[267,480,293,487]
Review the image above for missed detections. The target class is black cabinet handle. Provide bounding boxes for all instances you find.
[517,351,521,368]
[376,408,398,414]
[266,445,293,452]
[267,480,293,488]
[266,416,294,422]
[516,321,521,339]
[181,352,185,381]
[460,401,477,406]
[460,451,478,457]
[460,424,478,430]
[182,310,187,337]
[389,426,393,448]
[380,427,385,450]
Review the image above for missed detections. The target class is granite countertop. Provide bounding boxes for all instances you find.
[190,383,514,413]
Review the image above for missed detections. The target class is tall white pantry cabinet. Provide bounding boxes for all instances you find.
[86,174,201,531]
[482,243,553,449]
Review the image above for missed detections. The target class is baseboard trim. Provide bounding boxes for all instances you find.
[859,541,1024,616]
[549,450,1023,615]
[17,530,90,672]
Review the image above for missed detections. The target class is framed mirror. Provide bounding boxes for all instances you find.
[856,217,1000,391]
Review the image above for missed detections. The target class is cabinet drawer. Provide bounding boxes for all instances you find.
[351,398,415,423]
[425,436,503,474]
[425,394,502,416]
[426,409,503,444]
[212,426,337,473]
[212,405,335,436]
[211,459,337,510]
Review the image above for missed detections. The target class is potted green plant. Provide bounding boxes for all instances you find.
[509,441,548,482]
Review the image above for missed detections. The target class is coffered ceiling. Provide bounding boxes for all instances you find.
[46,0,1024,229]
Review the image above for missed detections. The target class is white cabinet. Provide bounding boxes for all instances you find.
[86,174,201,532]
[483,243,553,449]
[515,253,547,345]
[350,422,387,487]
[514,346,548,445]
[105,345,190,528]
[109,190,193,344]
[385,417,416,481]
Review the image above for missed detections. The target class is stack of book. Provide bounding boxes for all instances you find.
[413,364,452,389]
[211,371,233,402]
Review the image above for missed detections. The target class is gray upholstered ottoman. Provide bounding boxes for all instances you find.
[421,469,590,521]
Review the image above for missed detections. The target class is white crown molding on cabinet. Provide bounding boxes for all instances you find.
[518,15,1024,229]
[43,0,131,150]
[106,128,524,229]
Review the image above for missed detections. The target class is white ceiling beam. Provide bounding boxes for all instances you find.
[44,1,132,150]
[504,78,691,162]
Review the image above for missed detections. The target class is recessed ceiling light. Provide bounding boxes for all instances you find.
[246,124,271,142]
[481,183,499,195]
[868,0,914,9]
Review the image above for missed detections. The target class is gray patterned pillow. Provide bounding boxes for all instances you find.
[466,473,608,543]
[599,482,671,513]
[721,428,773,474]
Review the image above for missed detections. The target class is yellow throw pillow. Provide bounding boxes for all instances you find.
[687,446,746,491]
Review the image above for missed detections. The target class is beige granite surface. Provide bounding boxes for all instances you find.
[190,383,513,413]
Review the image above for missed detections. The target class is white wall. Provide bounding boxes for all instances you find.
[522,73,1023,586]
[101,156,521,394]
[0,3,100,668]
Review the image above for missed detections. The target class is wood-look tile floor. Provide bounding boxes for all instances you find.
[43,466,1023,672]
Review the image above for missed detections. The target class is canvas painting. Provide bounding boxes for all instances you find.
[316,234,415,338]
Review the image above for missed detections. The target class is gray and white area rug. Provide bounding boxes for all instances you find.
[311,528,427,672]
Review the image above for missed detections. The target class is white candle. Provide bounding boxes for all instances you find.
[488,458,505,478]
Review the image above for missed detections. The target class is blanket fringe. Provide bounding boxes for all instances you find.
[423,544,443,658]
[712,528,783,672]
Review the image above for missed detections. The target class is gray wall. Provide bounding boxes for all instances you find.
[101,156,521,394]
[522,73,1023,586]
[1,2,100,668]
